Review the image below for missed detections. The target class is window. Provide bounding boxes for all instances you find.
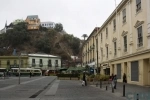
[122,8,126,23]
[21,60,23,66]
[7,60,10,65]
[137,26,143,47]
[32,59,35,64]
[101,33,102,42]
[106,28,108,39]
[40,59,42,64]
[48,60,52,67]
[55,60,58,67]
[136,0,141,12]
[113,19,116,31]
[124,36,127,52]
[114,41,117,56]
[14,60,17,65]
[42,24,44,26]
[32,59,36,67]
[39,59,43,67]
[106,47,108,58]
[101,49,103,61]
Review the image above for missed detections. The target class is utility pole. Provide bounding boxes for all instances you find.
[18,54,21,84]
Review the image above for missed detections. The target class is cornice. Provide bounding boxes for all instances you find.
[134,20,144,28]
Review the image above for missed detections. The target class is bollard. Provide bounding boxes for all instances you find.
[112,85,114,93]
[137,94,139,100]
[100,80,102,88]
[106,86,107,90]
[123,84,125,97]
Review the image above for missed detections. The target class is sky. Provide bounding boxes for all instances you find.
[0,0,122,39]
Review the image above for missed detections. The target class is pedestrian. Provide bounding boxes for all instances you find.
[29,71,32,78]
[111,73,114,88]
[82,72,87,86]
[123,73,127,83]
[113,74,117,89]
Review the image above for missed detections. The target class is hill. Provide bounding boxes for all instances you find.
[0,22,82,61]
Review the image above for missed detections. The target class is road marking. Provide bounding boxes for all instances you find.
[0,77,48,91]
[21,77,47,85]
[0,85,16,91]
[45,80,60,96]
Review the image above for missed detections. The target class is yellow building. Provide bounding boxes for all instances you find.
[82,0,150,86]
[0,56,28,70]
[25,15,40,30]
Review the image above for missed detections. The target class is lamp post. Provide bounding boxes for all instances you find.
[18,54,21,84]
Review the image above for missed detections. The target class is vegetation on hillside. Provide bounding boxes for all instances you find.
[0,22,81,62]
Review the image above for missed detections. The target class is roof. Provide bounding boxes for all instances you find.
[27,15,39,19]
[41,22,55,24]
[28,54,61,58]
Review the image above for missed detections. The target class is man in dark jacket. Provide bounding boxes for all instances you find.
[82,72,87,86]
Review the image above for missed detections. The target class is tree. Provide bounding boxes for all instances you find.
[54,23,63,32]
[35,38,51,53]
[82,34,88,40]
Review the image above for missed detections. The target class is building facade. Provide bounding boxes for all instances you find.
[25,15,40,30]
[0,56,28,70]
[82,0,150,86]
[41,22,55,28]
[28,54,61,71]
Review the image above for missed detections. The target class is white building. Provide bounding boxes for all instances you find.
[28,54,61,71]
[41,22,55,28]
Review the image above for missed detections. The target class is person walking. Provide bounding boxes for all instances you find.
[123,73,127,83]
[111,74,114,88]
[82,72,87,86]
[113,74,117,89]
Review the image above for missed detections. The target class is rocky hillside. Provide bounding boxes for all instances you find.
[0,22,82,61]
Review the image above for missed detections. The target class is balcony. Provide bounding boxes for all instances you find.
[32,63,36,67]
[39,63,43,67]
[55,63,58,67]
[48,63,52,67]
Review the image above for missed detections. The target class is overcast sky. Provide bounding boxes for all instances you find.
[0,0,121,39]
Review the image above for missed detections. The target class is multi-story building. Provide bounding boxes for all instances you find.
[25,15,40,30]
[82,27,100,74]
[41,22,55,28]
[82,0,150,86]
[28,54,61,71]
[0,56,28,70]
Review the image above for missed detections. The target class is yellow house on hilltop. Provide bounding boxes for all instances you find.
[25,15,40,30]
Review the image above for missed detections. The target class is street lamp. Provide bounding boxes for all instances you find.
[18,54,21,84]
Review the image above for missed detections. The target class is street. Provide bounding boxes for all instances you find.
[1,76,150,100]
[0,76,128,100]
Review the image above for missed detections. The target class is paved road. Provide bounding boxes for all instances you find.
[0,77,150,100]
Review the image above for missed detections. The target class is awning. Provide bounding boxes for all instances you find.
[88,62,95,67]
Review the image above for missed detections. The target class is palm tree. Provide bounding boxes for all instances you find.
[82,34,88,40]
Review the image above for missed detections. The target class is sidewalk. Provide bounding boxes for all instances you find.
[91,81,150,97]
[39,80,126,100]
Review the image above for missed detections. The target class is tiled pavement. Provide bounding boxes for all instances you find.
[40,80,127,100]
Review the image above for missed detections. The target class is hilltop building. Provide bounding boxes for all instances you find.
[25,15,40,30]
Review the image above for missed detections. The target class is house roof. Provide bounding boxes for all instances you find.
[28,54,61,58]
[27,15,39,20]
